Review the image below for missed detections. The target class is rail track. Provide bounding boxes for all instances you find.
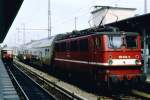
[13,61,92,100]
[8,60,150,100]
[4,61,56,100]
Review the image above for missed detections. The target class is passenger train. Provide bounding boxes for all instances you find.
[17,27,146,86]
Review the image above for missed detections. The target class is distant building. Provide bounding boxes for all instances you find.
[91,6,136,26]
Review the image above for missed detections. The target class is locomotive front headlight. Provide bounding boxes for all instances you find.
[108,59,113,65]
[23,56,26,60]
[135,59,139,65]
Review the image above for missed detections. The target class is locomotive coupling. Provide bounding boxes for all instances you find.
[109,75,119,84]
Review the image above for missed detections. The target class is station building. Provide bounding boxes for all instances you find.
[91,6,136,26]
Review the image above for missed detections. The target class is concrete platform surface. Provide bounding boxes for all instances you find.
[0,59,19,100]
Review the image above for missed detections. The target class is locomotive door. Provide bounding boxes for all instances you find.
[79,38,89,62]
[92,35,102,64]
[66,40,71,69]
[91,36,97,63]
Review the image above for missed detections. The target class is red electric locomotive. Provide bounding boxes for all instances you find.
[54,30,146,86]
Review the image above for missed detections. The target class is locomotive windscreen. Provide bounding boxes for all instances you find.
[107,34,138,49]
[126,36,137,48]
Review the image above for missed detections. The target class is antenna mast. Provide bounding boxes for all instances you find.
[75,17,77,30]
[23,24,26,44]
[48,0,51,38]
[144,0,147,13]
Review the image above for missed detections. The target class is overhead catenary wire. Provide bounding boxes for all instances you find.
[52,0,96,29]
[48,0,51,38]
[52,0,123,31]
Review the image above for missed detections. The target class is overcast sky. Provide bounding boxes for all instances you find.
[1,0,150,46]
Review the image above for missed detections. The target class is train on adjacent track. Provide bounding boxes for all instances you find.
[1,47,13,62]
[17,26,146,86]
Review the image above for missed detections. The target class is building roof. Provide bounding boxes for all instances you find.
[106,13,150,33]
[0,0,24,43]
[80,13,150,36]
[91,6,136,14]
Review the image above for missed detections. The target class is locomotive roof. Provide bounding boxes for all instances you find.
[97,32,139,35]
[55,31,139,42]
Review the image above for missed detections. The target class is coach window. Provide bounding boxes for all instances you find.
[70,40,78,51]
[34,51,37,54]
[79,39,88,52]
[45,49,47,55]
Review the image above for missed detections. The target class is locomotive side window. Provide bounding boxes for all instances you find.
[55,43,60,52]
[70,40,78,51]
[126,36,137,48]
[79,39,88,51]
[60,42,66,51]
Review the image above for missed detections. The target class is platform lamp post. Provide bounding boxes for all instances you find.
[143,0,148,73]
[48,0,51,38]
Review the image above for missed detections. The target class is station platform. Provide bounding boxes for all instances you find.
[147,75,150,82]
[146,66,150,82]
[0,59,19,100]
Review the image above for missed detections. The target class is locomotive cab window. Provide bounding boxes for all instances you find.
[79,39,88,51]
